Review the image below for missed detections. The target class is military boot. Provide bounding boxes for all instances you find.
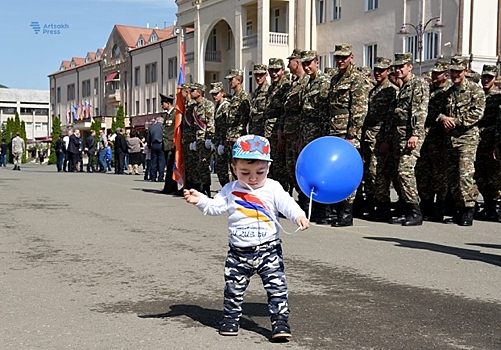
[389,201,407,224]
[316,204,334,225]
[402,203,423,226]
[331,202,353,227]
[459,207,474,226]
[419,199,434,221]
[202,184,212,198]
[443,208,462,224]
[369,201,391,222]
[429,200,445,222]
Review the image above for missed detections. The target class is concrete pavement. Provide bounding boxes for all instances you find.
[1,164,500,349]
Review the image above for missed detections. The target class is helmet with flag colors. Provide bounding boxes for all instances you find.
[232,135,273,162]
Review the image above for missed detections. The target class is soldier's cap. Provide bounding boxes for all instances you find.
[357,66,372,76]
[209,82,224,94]
[268,58,285,69]
[421,71,432,80]
[373,57,392,69]
[466,70,480,83]
[482,64,499,77]
[334,43,353,56]
[431,60,450,72]
[287,48,302,60]
[191,82,206,91]
[252,64,268,74]
[393,52,413,66]
[181,83,193,89]
[300,50,318,62]
[225,69,244,79]
[450,56,469,71]
[159,93,174,104]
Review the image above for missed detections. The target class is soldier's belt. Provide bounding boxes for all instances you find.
[331,108,349,116]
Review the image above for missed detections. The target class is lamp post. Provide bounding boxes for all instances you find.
[398,17,444,75]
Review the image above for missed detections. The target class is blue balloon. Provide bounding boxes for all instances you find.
[295,136,363,204]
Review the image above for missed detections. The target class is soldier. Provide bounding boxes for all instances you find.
[225,69,251,180]
[210,82,231,187]
[248,64,269,135]
[364,57,398,222]
[190,83,215,197]
[466,70,481,84]
[388,53,429,226]
[299,50,331,223]
[474,65,501,222]
[159,93,178,194]
[283,49,309,208]
[415,60,452,221]
[181,83,199,190]
[438,56,486,226]
[264,58,291,191]
[325,43,370,226]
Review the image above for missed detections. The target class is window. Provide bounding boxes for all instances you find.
[272,9,280,31]
[135,67,141,86]
[246,21,253,36]
[151,63,157,83]
[209,28,217,51]
[94,78,99,95]
[82,80,91,97]
[35,122,42,131]
[317,0,325,24]
[150,32,158,43]
[318,55,326,71]
[364,43,377,68]
[330,52,337,67]
[146,98,151,113]
[67,84,75,101]
[146,64,151,84]
[57,87,61,103]
[331,0,341,20]
[112,44,120,58]
[135,101,140,115]
[248,69,253,94]
[152,97,156,113]
[404,35,419,62]
[26,122,33,129]
[424,32,440,61]
[365,0,378,11]
[227,24,233,50]
[168,57,177,79]
[137,37,145,47]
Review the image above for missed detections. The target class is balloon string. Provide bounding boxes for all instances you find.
[308,187,315,221]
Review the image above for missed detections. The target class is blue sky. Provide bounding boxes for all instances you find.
[0,0,177,91]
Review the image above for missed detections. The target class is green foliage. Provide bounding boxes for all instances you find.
[90,119,102,143]
[49,117,62,164]
[111,104,125,132]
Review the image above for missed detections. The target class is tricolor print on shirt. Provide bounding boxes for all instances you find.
[232,191,274,228]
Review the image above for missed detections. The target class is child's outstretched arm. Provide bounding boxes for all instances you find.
[184,189,201,204]
[296,216,310,231]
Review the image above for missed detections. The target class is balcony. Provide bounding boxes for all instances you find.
[185,52,194,63]
[269,32,288,46]
[243,34,257,48]
[205,50,221,62]
[107,90,121,102]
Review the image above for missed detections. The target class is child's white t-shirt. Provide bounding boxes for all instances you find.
[195,179,305,248]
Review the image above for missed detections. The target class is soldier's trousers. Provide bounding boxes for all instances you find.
[269,135,290,192]
[196,140,212,186]
[415,135,448,202]
[182,140,199,186]
[285,131,300,192]
[223,240,289,320]
[446,138,479,208]
[394,147,420,205]
[475,129,501,201]
[215,150,230,187]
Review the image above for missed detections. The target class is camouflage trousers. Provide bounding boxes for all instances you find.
[269,135,291,192]
[215,148,230,187]
[445,137,479,208]
[223,240,289,320]
[475,129,501,201]
[373,149,400,204]
[196,140,212,186]
[393,140,422,204]
[415,132,448,202]
[249,118,265,136]
[284,131,300,193]
[361,139,383,197]
[183,140,199,186]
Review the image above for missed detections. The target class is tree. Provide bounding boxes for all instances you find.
[90,118,102,143]
[49,116,62,164]
[111,104,125,132]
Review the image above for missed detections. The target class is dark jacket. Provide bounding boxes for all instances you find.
[86,135,96,154]
[55,139,65,154]
[147,122,163,146]
[114,133,128,154]
[67,134,80,154]
[163,109,175,151]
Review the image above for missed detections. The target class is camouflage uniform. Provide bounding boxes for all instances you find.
[466,70,481,84]
[192,83,215,193]
[249,64,269,135]
[181,84,200,187]
[264,58,291,191]
[415,61,452,215]
[364,58,398,210]
[210,82,231,187]
[438,57,486,224]
[225,69,251,180]
[474,65,501,220]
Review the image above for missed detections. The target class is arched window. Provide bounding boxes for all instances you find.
[112,44,120,58]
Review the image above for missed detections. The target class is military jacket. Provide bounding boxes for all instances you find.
[364,79,397,144]
[300,72,330,144]
[390,74,429,142]
[162,108,176,151]
[249,82,269,135]
[226,88,251,142]
[182,99,196,143]
[478,87,501,130]
[282,74,308,134]
[438,78,485,141]
[264,76,290,138]
[326,63,370,146]
[427,80,452,128]
[214,98,230,146]
[193,97,215,141]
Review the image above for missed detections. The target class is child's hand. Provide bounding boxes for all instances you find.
[184,189,201,204]
[296,216,310,231]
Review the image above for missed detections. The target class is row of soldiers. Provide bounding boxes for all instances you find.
[174,43,501,227]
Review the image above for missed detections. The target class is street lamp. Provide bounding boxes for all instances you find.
[398,17,445,74]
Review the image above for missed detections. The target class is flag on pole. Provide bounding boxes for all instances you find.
[172,31,185,186]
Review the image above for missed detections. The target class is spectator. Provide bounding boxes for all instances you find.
[127,130,143,175]
[0,139,7,167]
